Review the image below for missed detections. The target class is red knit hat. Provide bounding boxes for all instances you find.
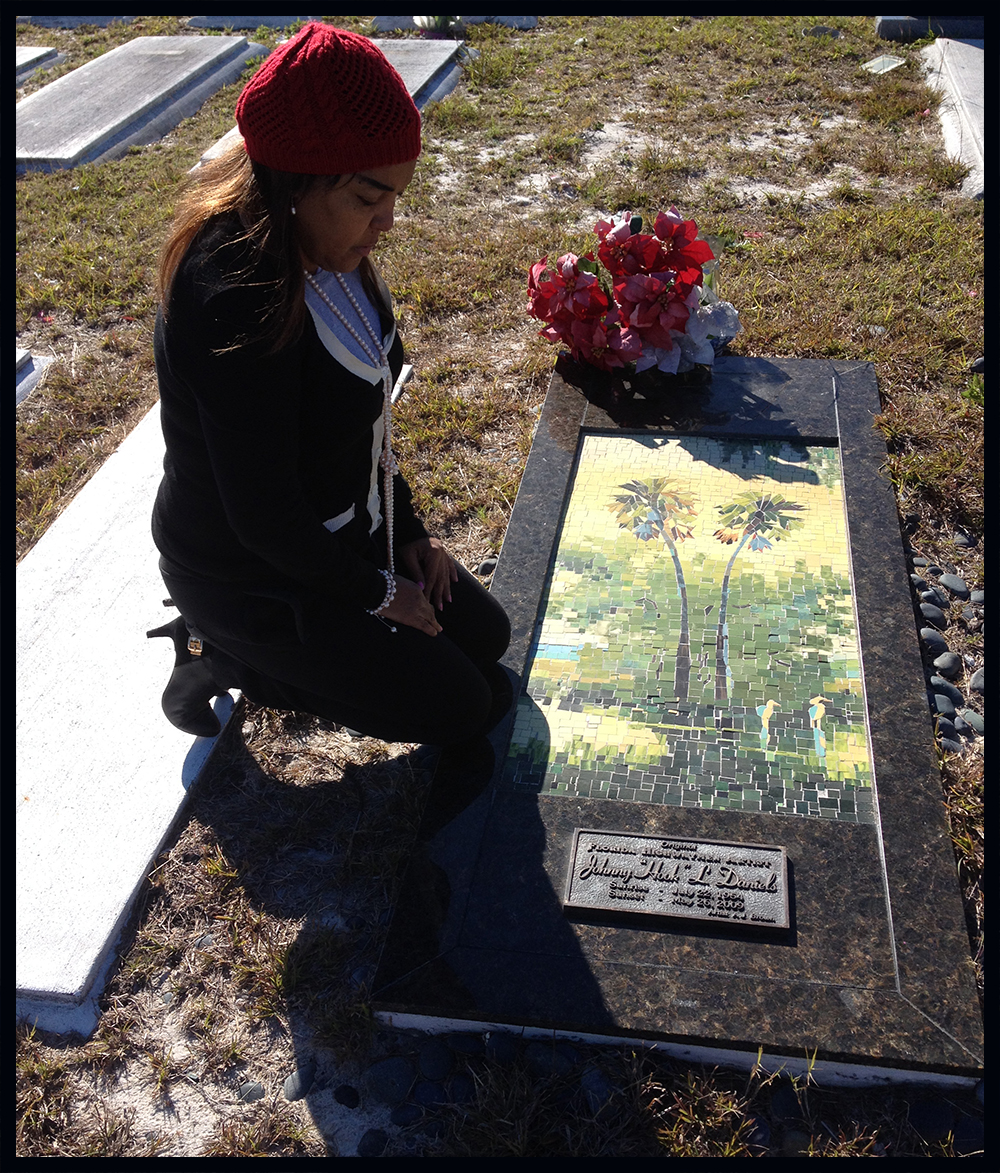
[236,23,421,174]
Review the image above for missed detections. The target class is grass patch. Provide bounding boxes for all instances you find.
[464,24,529,91]
[17,156,184,326]
[202,1105,321,1158]
[854,73,940,126]
[423,92,487,135]
[535,127,587,164]
[16,357,150,557]
[16,1027,73,1155]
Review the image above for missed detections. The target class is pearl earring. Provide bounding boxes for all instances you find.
[291,204,297,216]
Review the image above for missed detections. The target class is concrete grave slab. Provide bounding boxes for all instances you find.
[372,17,422,31]
[875,16,984,42]
[16,15,135,27]
[16,403,237,1037]
[920,38,984,200]
[16,34,268,173]
[459,16,537,29]
[16,348,55,405]
[16,45,64,85]
[194,123,244,169]
[186,16,323,30]
[372,358,983,1086]
[370,38,465,107]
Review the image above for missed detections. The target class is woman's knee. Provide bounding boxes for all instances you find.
[440,570,511,665]
[412,666,494,744]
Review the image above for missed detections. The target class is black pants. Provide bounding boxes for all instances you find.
[159,559,511,745]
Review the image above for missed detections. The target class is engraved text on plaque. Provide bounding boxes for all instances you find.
[565,831,790,929]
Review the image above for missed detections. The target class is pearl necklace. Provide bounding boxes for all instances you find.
[305,270,398,584]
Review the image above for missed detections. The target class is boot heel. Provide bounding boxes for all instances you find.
[146,620,178,641]
[148,615,223,737]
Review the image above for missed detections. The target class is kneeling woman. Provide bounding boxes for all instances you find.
[150,24,510,744]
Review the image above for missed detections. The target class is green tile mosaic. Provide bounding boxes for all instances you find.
[505,433,875,823]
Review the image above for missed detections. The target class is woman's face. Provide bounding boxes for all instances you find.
[293,159,417,274]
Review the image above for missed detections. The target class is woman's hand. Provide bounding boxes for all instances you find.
[398,537,459,612]
[379,574,443,636]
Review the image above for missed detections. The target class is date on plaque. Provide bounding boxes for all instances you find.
[565,830,789,930]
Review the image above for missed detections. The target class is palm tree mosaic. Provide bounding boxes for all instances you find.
[711,490,806,705]
[608,477,697,701]
[505,434,873,823]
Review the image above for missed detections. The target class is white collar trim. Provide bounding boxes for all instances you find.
[305,270,397,383]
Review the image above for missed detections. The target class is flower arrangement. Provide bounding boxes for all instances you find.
[527,208,741,376]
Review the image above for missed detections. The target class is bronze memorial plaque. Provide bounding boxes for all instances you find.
[565,830,790,930]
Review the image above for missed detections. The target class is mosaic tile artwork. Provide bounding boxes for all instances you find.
[505,433,875,823]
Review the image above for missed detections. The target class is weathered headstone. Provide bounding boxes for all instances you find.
[186,16,322,29]
[16,348,54,405]
[373,357,982,1086]
[15,45,64,85]
[16,34,268,172]
[16,15,135,27]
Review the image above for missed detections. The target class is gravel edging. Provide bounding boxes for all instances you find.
[904,533,984,753]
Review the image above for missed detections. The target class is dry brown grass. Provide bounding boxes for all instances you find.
[17,697,983,1157]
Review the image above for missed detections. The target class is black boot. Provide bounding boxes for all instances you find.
[147,616,226,737]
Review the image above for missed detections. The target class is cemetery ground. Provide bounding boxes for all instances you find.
[16,16,982,1159]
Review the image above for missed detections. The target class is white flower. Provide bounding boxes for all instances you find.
[674,327,716,368]
[636,345,682,375]
[698,300,742,340]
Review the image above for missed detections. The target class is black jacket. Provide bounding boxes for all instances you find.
[152,217,426,615]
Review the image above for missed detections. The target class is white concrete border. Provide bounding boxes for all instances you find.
[921,38,984,199]
[16,403,238,1036]
[15,46,65,86]
[378,1011,982,1091]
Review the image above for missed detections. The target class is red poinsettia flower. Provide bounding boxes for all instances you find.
[615,271,693,350]
[536,319,572,348]
[527,253,609,325]
[595,216,664,279]
[652,207,715,284]
[528,206,739,375]
[569,312,642,371]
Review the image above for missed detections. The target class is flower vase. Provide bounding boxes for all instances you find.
[628,361,713,401]
[558,355,712,408]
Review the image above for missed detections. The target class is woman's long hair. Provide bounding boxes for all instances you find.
[157,140,389,354]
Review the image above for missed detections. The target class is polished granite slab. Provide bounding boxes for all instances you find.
[372,357,982,1080]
